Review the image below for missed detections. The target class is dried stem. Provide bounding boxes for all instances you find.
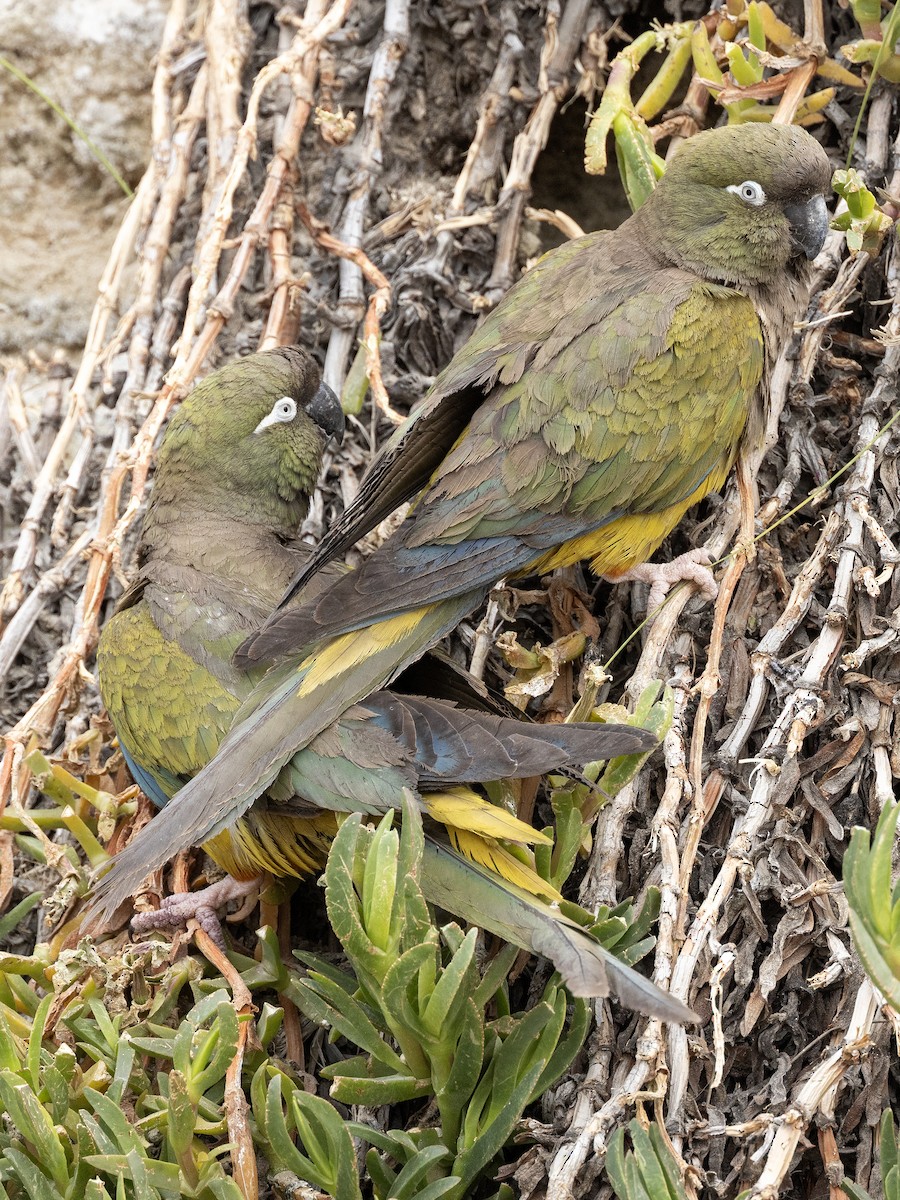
[322,0,409,406]
[487,0,592,295]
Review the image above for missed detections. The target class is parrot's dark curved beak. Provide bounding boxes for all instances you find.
[785,193,829,261]
[306,380,345,444]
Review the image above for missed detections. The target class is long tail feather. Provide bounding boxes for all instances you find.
[421,837,696,1023]
[423,788,552,844]
[361,692,656,782]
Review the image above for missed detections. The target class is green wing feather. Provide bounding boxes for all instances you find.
[411,278,762,545]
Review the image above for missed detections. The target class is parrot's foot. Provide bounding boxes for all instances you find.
[608,549,718,614]
[131,875,261,950]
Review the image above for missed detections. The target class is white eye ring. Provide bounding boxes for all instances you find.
[727,180,766,206]
[253,396,297,434]
[272,397,296,421]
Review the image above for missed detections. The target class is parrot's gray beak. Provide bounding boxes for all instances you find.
[305,380,345,444]
[785,193,829,260]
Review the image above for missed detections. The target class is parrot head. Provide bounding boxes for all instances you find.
[148,347,344,529]
[641,123,832,287]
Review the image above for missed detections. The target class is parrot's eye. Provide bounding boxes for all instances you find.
[271,397,297,422]
[727,180,766,206]
[253,396,298,435]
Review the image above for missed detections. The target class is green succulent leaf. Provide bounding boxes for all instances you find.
[844,800,900,1009]
[389,1144,455,1200]
[0,1145,62,1200]
[379,942,435,1044]
[421,928,478,1039]
[0,1070,70,1192]
[325,815,383,968]
[293,971,407,1072]
[435,997,485,1126]
[605,1121,689,1199]
[362,813,400,953]
[291,1089,364,1200]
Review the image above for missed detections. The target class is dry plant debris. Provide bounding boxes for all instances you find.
[1,0,900,1197]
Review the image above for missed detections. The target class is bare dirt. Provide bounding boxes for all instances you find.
[0,0,165,354]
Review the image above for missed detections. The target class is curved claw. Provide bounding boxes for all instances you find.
[131,875,261,950]
[606,548,718,615]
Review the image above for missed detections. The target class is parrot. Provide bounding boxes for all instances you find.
[91,347,690,1020]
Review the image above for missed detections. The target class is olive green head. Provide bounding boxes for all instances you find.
[151,347,343,528]
[638,123,832,286]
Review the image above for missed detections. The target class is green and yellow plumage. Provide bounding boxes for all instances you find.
[502,281,764,577]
